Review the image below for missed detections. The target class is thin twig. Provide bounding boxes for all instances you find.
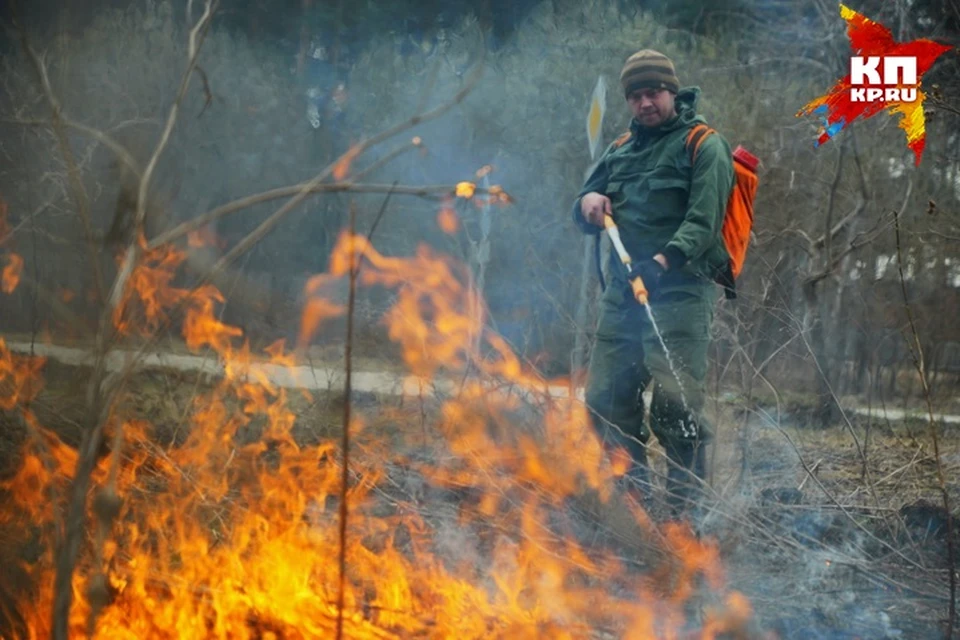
[43,61,488,469]
[333,187,394,637]
[201,51,485,279]
[109,0,217,315]
[893,209,956,638]
[796,325,886,500]
[352,140,423,182]
[0,193,56,245]
[5,117,156,178]
[731,338,929,571]
[797,458,822,491]
[335,201,358,640]
[193,64,214,117]
[15,16,105,303]
[364,182,398,245]
[147,182,472,249]
[134,0,216,235]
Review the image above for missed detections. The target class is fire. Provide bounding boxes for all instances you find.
[0,337,45,412]
[486,185,513,205]
[333,143,363,181]
[1,198,23,295]
[455,181,476,198]
[0,231,751,638]
[298,273,347,347]
[112,239,243,347]
[112,240,189,335]
[187,225,225,249]
[2,252,23,294]
[437,203,459,235]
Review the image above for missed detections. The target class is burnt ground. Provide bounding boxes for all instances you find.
[0,355,958,639]
[701,405,959,640]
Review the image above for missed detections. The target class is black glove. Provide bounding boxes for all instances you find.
[627,259,665,301]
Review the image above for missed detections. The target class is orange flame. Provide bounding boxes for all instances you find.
[475,165,494,179]
[437,205,459,235]
[0,337,45,411]
[298,273,346,347]
[111,242,244,349]
[487,185,513,205]
[112,242,189,335]
[333,143,363,181]
[455,181,476,198]
[187,225,225,249]
[2,252,23,294]
[0,231,751,639]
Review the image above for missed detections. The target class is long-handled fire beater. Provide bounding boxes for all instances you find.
[603,214,649,306]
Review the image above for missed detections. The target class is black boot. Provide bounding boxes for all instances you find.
[617,443,653,508]
[664,440,707,518]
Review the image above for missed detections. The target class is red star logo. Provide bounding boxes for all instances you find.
[797,4,953,165]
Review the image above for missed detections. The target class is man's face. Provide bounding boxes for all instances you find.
[627,87,676,128]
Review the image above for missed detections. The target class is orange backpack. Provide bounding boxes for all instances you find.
[608,125,759,298]
[685,124,759,298]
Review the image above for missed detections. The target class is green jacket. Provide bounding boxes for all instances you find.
[573,86,734,294]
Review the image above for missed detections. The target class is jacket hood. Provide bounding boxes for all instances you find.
[629,86,706,138]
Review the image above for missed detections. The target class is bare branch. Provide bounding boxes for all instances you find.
[148,182,481,249]
[2,193,60,246]
[893,210,957,635]
[3,117,159,178]
[108,0,218,315]
[202,49,486,281]
[780,227,816,258]
[133,0,216,238]
[804,179,907,287]
[351,138,424,182]
[51,4,219,637]
[732,337,930,572]
[813,131,871,251]
[15,21,105,303]
[193,64,214,118]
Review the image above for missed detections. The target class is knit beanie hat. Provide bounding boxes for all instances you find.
[619,49,680,97]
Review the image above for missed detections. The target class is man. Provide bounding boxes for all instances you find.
[572,49,734,515]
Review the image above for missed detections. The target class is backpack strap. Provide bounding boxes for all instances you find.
[685,124,715,164]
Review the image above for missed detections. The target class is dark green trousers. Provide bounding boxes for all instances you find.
[585,280,716,512]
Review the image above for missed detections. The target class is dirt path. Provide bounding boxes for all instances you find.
[7,340,960,424]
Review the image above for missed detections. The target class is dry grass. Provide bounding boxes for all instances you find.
[1,358,957,638]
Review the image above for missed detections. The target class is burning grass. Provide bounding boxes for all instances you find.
[0,233,755,639]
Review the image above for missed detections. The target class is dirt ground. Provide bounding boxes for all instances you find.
[698,400,959,639]
[1,354,958,639]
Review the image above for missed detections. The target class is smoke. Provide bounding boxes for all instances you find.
[2,1,957,637]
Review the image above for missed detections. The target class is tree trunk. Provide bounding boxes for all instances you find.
[804,279,838,428]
